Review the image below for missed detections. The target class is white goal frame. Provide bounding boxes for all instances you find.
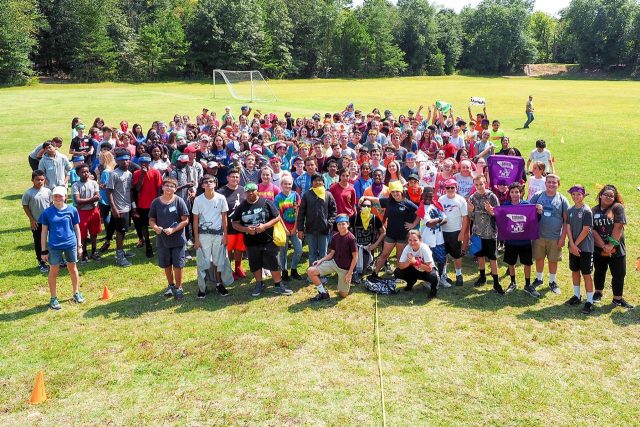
[212,69,277,102]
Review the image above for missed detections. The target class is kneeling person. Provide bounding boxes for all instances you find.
[394,230,439,297]
[149,179,190,300]
[307,214,357,300]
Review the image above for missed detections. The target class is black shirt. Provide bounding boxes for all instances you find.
[231,197,278,246]
[218,185,246,235]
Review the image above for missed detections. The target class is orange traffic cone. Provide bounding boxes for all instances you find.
[636,257,640,271]
[102,286,112,301]
[29,371,47,405]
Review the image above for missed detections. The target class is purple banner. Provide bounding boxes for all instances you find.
[494,204,539,241]
[487,155,524,186]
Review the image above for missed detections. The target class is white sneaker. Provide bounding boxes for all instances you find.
[439,276,452,288]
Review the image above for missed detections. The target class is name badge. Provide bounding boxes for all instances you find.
[168,206,177,213]
[543,211,551,217]
[594,214,601,219]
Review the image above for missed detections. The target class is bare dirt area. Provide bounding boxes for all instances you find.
[523,63,580,76]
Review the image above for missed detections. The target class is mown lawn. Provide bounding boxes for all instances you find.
[0,76,639,426]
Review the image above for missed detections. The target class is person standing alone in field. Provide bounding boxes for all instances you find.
[524,95,534,128]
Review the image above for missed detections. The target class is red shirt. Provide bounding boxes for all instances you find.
[443,142,457,159]
[133,168,163,209]
[329,182,356,217]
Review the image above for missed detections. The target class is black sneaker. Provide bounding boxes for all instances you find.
[404,283,414,292]
[290,269,303,281]
[216,283,229,297]
[274,283,293,296]
[531,278,543,289]
[455,275,464,286]
[312,292,330,301]
[145,247,154,258]
[251,282,265,297]
[174,287,184,300]
[549,281,561,294]
[612,298,634,309]
[428,289,437,298]
[281,270,289,281]
[39,262,50,274]
[581,302,594,314]
[506,282,516,294]
[592,291,603,303]
[564,295,582,306]
[524,285,541,298]
[473,277,486,287]
[164,285,175,298]
[369,272,379,281]
[197,290,206,299]
[493,283,505,295]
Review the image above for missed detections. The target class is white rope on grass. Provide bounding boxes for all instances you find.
[374,293,387,427]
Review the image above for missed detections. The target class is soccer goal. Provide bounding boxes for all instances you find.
[212,69,277,102]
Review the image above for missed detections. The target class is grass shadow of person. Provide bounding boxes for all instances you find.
[517,300,617,322]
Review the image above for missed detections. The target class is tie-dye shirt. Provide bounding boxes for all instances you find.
[274,191,300,231]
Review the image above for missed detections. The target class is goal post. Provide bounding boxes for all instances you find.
[212,69,277,102]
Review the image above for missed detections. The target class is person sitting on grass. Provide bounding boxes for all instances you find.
[394,230,439,297]
[468,175,503,294]
[501,183,534,294]
[307,214,358,301]
[22,169,52,273]
[39,186,84,310]
[564,185,596,314]
[149,178,190,300]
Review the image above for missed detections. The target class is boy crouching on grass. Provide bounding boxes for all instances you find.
[564,185,595,314]
[149,178,190,300]
[307,214,357,301]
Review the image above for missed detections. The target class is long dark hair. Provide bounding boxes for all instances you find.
[597,184,624,206]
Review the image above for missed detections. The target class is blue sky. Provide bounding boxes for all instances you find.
[437,0,569,16]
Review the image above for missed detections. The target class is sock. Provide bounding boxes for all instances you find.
[525,277,531,286]
[492,274,499,286]
[586,292,594,303]
[316,284,327,294]
[479,270,486,280]
[536,272,543,281]
[274,281,281,288]
[573,285,581,298]
[455,268,462,277]
[549,273,557,283]
[510,275,516,283]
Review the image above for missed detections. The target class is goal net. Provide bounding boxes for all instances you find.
[212,69,277,102]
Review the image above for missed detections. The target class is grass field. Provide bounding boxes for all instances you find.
[0,76,639,426]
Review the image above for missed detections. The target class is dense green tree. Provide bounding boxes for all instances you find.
[0,0,41,85]
[360,0,406,76]
[395,0,439,75]
[529,11,557,63]
[260,0,296,78]
[335,9,372,76]
[435,9,463,75]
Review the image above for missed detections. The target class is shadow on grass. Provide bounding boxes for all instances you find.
[0,226,30,235]
[0,304,48,321]
[1,194,22,201]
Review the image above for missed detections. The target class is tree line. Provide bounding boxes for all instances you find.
[2,0,639,86]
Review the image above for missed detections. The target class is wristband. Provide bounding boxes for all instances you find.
[42,250,49,255]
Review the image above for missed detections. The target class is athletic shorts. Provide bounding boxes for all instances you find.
[532,238,563,262]
[503,243,533,266]
[227,233,246,252]
[157,245,186,269]
[78,207,102,237]
[113,211,130,234]
[136,208,150,228]
[384,236,408,244]
[443,231,463,259]
[49,246,78,265]
[315,259,351,294]
[475,238,497,260]
[569,252,593,275]
[247,242,280,272]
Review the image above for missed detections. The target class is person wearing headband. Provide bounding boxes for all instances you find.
[307,214,357,300]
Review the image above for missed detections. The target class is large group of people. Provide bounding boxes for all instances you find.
[23,101,632,315]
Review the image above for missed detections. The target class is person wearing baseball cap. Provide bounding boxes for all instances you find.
[438,177,468,287]
[307,214,358,301]
[230,181,293,297]
[39,185,84,310]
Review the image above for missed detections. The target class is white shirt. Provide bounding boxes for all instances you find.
[192,192,228,231]
[399,242,434,265]
[419,204,446,247]
[527,176,546,201]
[438,194,468,232]
[528,149,552,171]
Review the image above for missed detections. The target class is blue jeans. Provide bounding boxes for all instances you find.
[279,233,302,271]
[524,111,534,128]
[306,232,329,266]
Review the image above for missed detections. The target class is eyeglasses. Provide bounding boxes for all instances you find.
[445,186,456,190]
[602,193,615,199]
[203,180,215,184]
[361,205,372,208]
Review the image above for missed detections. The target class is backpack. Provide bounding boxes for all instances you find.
[364,276,397,295]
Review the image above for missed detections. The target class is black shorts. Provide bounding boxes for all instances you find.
[569,252,593,275]
[476,238,497,260]
[443,231,462,259]
[247,242,281,272]
[157,245,186,268]
[503,243,533,266]
[114,211,130,234]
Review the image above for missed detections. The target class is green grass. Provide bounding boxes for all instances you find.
[1,76,639,426]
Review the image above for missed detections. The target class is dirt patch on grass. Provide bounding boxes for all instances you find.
[523,64,580,76]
